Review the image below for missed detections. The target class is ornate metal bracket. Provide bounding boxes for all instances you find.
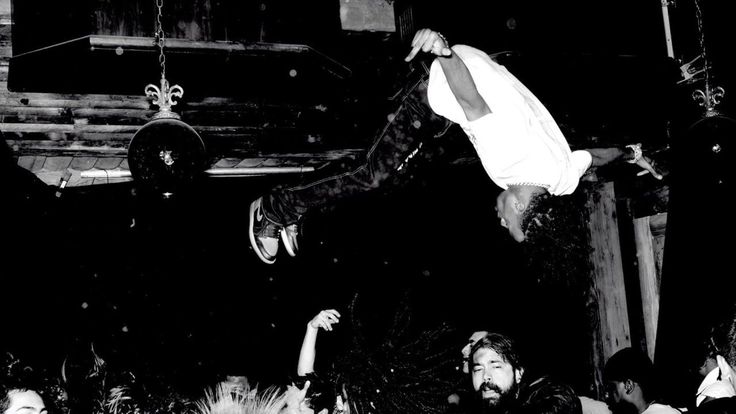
[692,83,726,117]
[145,77,184,119]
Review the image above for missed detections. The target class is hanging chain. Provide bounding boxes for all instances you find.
[692,0,709,87]
[154,0,166,80]
[144,0,183,118]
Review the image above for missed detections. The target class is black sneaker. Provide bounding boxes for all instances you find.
[248,197,281,264]
[280,223,300,257]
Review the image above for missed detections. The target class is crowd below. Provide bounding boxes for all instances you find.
[3,305,736,414]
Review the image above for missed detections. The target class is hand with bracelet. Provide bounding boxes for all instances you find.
[626,143,663,180]
[405,28,452,61]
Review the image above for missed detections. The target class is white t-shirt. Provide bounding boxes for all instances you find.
[427,45,592,195]
[642,403,681,414]
[580,396,613,414]
[697,365,736,406]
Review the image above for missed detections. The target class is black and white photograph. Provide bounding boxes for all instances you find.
[2,1,735,414]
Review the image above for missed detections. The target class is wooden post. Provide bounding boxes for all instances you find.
[585,182,632,390]
[632,213,667,361]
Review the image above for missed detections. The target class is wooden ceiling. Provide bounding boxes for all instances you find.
[1,0,391,189]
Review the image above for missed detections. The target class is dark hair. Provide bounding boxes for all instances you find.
[728,310,736,368]
[520,192,584,245]
[604,348,655,400]
[519,188,593,291]
[320,292,458,414]
[520,192,550,236]
[469,333,523,371]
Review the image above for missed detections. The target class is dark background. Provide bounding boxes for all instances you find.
[3,142,597,398]
[3,0,736,409]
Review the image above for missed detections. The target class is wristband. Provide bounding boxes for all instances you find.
[626,143,642,164]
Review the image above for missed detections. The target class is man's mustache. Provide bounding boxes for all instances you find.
[480,381,503,394]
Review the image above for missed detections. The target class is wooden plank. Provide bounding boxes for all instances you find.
[5,135,359,157]
[585,181,632,360]
[92,177,131,185]
[0,93,151,109]
[17,155,34,170]
[86,35,352,79]
[70,107,154,123]
[212,157,242,168]
[633,215,661,361]
[0,122,141,134]
[30,155,46,172]
[0,122,73,133]
[35,170,63,186]
[2,131,133,143]
[70,156,98,170]
[94,157,124,169]
[43,156,73,171]
[71,176,96,187]
[0,105,327,127]
[5,139,128,156]
[0,106,67,116]
[72,133,135,142]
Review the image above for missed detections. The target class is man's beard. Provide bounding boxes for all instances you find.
[476,380,519,414]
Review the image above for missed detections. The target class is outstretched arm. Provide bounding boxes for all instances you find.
[585,144,663,180]
[405,28,491,122]
[297,309,341,376]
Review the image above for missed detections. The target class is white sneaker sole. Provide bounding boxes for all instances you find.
[249,199,276,264]
[281,228,297,257]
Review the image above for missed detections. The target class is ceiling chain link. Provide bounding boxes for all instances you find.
[154,0,166,80]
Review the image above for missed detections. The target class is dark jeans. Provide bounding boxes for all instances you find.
[263,63,452,225]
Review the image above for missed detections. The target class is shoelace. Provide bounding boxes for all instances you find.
[258,217,281,239]
[258,223,281,239]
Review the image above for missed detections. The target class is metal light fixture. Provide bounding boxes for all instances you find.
[689,0,726,117]
[127,0,206,198]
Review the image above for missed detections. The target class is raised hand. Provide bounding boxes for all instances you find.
[282,380,311,414]
[635,155,664,180]
[405,28,452,62]
[309,309,341,331]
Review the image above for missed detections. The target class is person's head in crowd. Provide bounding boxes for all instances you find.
[469,332,525,413]
[603,348,658,414]
[284,379,350,414]
[302,378,344,414]
[1,387,47,414]
[692,326,736,407]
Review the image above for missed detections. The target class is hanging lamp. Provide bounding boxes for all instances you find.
[127,0,206,198]
[685,0,733,187]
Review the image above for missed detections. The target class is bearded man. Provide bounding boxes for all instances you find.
[469,332,581,414]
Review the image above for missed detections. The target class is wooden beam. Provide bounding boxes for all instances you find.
[632,214,665,361]
[85,35,352,80]
[585,182,632,369]
[0,91,152,109]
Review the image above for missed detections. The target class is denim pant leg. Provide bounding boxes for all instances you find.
[264,68,450,225]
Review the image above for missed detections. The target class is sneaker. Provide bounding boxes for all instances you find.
[248,197,281,264]
[280,223,300,257]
